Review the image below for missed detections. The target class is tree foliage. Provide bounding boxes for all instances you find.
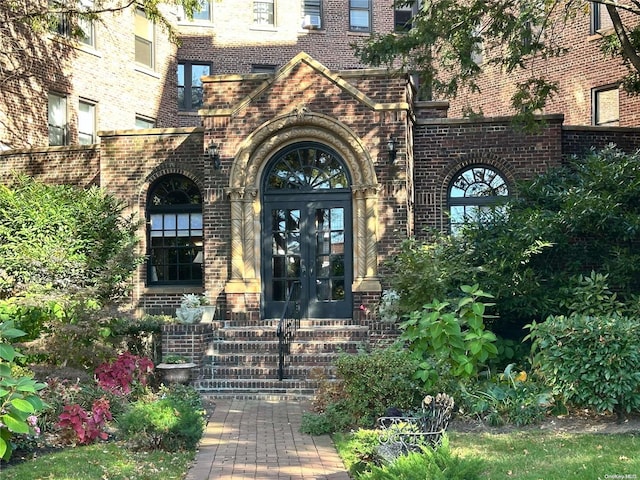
[386,146,640,334]
[354,1,640,124]
[0,175,141,302]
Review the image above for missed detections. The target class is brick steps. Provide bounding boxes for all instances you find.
[196,318,369,398]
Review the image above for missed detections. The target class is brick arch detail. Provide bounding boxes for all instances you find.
[225,110,382,297]
[437,153,517,231]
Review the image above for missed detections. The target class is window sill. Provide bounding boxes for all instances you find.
[347,30,372,37]
[144,285,204,295]
[178,110,201,117]
[176,20,215,29]
[134,65,161,79]
[587,28,615,41]
[250,25,278,32]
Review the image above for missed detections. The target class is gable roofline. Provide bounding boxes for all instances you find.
[199,52,409,117]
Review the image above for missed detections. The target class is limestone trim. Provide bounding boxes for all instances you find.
[225,110,382,295]
[198,51,409,118]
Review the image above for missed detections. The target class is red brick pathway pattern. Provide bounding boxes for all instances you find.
[185,399,351,480]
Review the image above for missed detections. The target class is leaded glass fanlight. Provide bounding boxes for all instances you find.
[266,144,349,191]
[448,165,509,234]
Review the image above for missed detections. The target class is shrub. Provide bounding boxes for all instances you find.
[0,320,47,460]
[526,313,640,420]
[95,352,154,396]
[331,347,422,428]
[118,385,205,451]
[56,397,112,445]
[399,284,498,386]
[358,435,484,480]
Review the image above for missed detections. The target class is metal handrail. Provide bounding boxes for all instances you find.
[276,281,301,381]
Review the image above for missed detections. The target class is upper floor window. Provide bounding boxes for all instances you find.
[193,0,212,21]
[251,64,277,74]
[593,86,619,126]
[591,1,613,34]
[394,1,419,32]
[349,0,371,32]
[301,0,322,29]
[147,175,204,286]
[135,115,156,129]
[78,99,96,145]
[48,92,68,146]
[448,165,509,235]
[178,62,211,110]
[135,7,154,69]
[50,0,95,46]
[254,0,275,26]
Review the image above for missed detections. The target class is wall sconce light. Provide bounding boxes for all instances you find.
[387,136,397,164]
[207,142,221,170]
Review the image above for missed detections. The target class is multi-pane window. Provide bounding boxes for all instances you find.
[349,0,371,32]
[593,86,619,126]
[177,62,211,110]
[48,92,68,146]
[254,0,275,26]
[448,165,509,235]
[394,1,418,32]
[193,0,212,21]
[135,115,155,129]
[135,7,154,69]
[301,0,322,29]
[78,99,96,145]
[50,0,95,46]
[591,1,613,33]
[147,175,204,285]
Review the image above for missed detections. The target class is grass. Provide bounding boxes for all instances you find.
[335,431,640,480]
[1,442,195,480]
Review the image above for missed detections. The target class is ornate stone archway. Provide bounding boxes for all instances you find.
[225,110,381,298]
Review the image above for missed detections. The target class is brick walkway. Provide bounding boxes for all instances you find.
[185,399,351,480]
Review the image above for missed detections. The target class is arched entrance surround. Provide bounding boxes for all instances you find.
[225,111,381,313]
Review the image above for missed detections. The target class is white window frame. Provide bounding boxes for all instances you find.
[592,85,620,126]
[48,92,68,146]
[135,7,155,69]
[78,99,96,145]
[349,0,371,33]
[135,115,156,129]
[253,0,275,26]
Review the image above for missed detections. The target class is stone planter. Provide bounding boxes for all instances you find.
[201,305,217,323]
[155,362,196,385]
[175,307,203,324]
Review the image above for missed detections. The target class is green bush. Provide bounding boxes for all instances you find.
[526,313,640,420]
[118,385,205,451]
[332,347,422,428]
[358,435,484,480]
[399,284,498,386]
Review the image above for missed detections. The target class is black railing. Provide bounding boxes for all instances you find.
[277,281,301,381]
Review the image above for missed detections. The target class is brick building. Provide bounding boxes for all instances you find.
[2,1,640,394]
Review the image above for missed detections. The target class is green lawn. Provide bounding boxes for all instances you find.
[450,431,639,480]
[1,442,194,480]
[336,430,640,480]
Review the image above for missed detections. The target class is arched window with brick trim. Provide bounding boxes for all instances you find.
[147,174,203,285]
[448,165,510,235]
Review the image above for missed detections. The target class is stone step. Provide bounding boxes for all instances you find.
[202,364,335,380]
[211,318,360,329]
[215,325,369,340]
[206,352,339,367]
[197,378,320,397]
[213,339,364,354]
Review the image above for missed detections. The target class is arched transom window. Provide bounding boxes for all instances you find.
[147,174,203,285]
[265,144,349,191]
[448,165,509,234]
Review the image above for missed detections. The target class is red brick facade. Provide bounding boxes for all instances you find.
[3,2,640,324]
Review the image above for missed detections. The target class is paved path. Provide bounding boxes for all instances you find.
[185,399,351,480]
